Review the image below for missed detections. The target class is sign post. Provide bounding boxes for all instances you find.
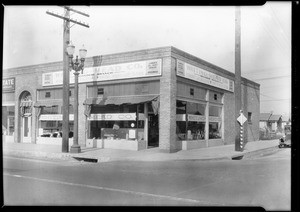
[237,110,247,151]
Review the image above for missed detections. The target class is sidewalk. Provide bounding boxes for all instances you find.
[2,139,280,163]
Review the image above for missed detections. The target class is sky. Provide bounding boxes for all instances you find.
[3,3,292,117]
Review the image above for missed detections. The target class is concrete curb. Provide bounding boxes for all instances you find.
[3,149,75,161]
[242,145,280,159]
[3,145,280,163]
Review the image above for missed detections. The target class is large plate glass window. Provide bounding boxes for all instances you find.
[88,104,145,141]
[176,100,187,140]
[208,105,222,139]
[186,102,206,140]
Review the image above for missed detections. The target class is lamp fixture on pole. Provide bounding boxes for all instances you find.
[66,42,87,153]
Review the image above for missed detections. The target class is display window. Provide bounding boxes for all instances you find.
[209,122,222,139]
[176,93,223,141]
[208,104,222,139]
[209,105,222,117]
[87,104,145,140]
[38,105,74,137]
[2,106,15,135]
[176,100,206,140]
[176,100,187,140]
[187,121,205,140]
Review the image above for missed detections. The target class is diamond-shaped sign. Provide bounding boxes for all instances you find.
[237,113,247,125]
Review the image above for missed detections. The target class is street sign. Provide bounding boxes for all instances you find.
[237,113,247,125]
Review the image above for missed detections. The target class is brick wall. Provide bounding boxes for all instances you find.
[3,46,260,150]
[158,57,177,152]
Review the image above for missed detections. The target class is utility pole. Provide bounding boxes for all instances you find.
[62,8,70,153]
[46,6,89,152]
[235,6,243,152]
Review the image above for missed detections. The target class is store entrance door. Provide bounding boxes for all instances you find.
[148,114,159,147]
[21,116,31,143]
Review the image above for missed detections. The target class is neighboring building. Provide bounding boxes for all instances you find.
[2,46,260,152]
[259,113,290,133]
[281,116,291,128]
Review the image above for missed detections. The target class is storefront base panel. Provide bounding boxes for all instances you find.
[23,137,32,143]
[36,137,73,146]
[102,139,147,151]
[86,139,98,148]
[181,140,207,150]
[208,139,224,147]
[3,135,14,143]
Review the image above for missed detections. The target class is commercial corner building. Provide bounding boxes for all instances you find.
[2,46,260,152]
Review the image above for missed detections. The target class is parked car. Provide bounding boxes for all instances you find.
[279,125,291,148]
[41,133,51,137]
[41,131,73,138]
[51,131,62,138]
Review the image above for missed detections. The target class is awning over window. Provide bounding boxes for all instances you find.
[33,102,64,108]
[20,101,33,107]
[83,98,106,105]
[84,95,159,106]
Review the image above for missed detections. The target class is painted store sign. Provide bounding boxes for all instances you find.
[42,59,162,86]
[3,77,15,92]
[88,113,137,121]
[176,60,234,92]
[187,114,206,122]
[39,114,74,121]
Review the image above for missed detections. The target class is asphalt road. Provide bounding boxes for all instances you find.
[3,148,291,210]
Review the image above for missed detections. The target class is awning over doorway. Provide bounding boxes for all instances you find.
[33,101,63,108]
[84,95,159,106]
[20,101,33,107]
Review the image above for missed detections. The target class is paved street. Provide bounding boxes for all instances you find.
[3,148,290,210]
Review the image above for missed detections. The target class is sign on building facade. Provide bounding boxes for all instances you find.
[42,59,162,86]
[3,77,15,92]
[176,60,234,92]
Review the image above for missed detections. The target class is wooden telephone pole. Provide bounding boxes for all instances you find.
[235,6,243,152]
[46,6,89,152]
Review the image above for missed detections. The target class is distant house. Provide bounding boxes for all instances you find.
[281,116,291,127]
[259,113,285,132]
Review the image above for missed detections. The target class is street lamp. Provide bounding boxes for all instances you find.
[66,42,87,153]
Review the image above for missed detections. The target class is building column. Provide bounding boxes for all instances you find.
[14,100,20,143]
[144,102,148,147]
[159,57,177,152]
[78,83,87,147]
[205,90,209,147]
[31,105,37,144]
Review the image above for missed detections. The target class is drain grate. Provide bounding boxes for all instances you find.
[231,155,244,160]
[72,157,98,163]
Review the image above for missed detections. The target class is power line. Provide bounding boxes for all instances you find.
[260,92,291,103]
[250,75,291,81]
[242,66,290,75]
[261,99,290,102]
[257,11,290,58]
[267,4,290,48]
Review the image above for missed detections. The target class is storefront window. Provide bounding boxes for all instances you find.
[38,105,74,137]
[187,102,205,115]
[209,104,222,139]
[176,100,206,140]
[2,106,15,135]
[88,104,144,140]
[176,100,187,140]
[209,122,222,139]
[187,121,205,140]
[209,105,222,117]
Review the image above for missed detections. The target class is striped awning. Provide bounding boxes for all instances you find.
[84,95,159,106]
[20,101,33,107]
[83,98,106,105]
[34,101,66,108]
